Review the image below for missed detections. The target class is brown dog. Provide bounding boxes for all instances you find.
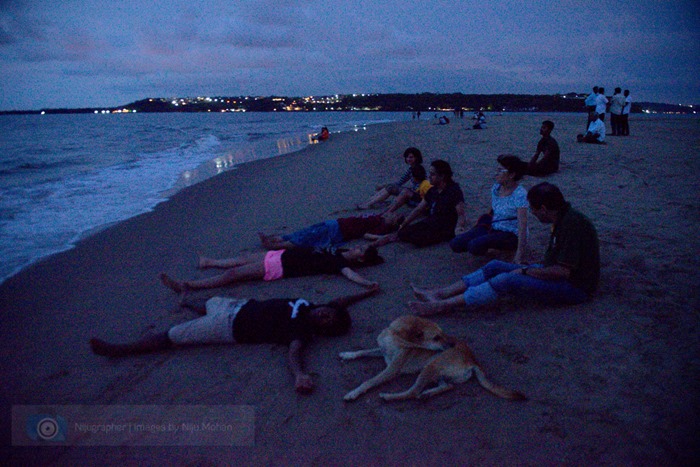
[340,315,527,402]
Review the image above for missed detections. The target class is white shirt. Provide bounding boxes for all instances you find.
[595,94,609,114]
[622,95,632,115]
[587,119,606,142]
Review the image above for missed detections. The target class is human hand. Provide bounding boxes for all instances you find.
[295,374,314,395]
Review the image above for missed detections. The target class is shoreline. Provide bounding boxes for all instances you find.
[0,114,401,285]
[1,114,698,464]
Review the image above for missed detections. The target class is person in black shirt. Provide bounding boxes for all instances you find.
[528,120,560,176]
[90,286,379,394]
[159,244,383,294]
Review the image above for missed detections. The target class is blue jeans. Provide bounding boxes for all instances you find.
[282,220,344,248]
[450,225,518,255]
[464,260,589,305]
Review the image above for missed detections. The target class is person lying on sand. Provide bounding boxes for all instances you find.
[259,212,403,250]
[160,245,383,294]
[409,182,599,315]
[366,160,467,248]
[91,286,378,394]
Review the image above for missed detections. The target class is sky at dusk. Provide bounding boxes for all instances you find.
[0,0,698,110]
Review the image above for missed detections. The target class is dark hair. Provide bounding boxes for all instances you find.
[527,182,566,210]
[598,87,605,94]
[410,164,427,181]
[311,306,352,337]
[403,147,423,164]
[542,120,554,131]
[614,87,621,94]
[358,246,384,267]
[496,154,526,181]
[430,159,453,182]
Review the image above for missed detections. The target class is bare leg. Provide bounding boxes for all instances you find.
[411,280,467,301]
[90,332,172,357]
[198,251,267,269]
[258,233,295,250]
[384,188,413,214]
[161,261,266,292]
[408,295,466,316]
[358,187,391,210]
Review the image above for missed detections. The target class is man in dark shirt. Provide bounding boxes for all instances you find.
[528,120,560,176]
[90,287,378,394]
[409,182,599,315]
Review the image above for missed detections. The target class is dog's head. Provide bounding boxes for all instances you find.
[388,315,452,351]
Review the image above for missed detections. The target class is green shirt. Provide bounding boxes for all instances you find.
[544,204,600,294]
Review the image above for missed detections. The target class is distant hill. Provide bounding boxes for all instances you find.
[1,93,696,115]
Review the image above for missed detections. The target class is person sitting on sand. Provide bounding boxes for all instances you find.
[358,147,424,210]
[409,182,599,316]
[160,245,383,293]
[90,286,378,394]
[382,164,432,214]
[577,112,606,144]
[259,212,403,250]
[367,160,467,248]
[312,126,329,142]
[472,112,487,130]
[450,155,529,264]
[527,120,560,176]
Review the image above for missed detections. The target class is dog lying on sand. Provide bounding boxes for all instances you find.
[340,315,527,402]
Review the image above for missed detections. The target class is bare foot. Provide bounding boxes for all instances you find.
[160,273,185,293]
[410,284,442,302]
[408,300,449,316]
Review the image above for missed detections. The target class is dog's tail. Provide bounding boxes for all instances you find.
[474,366,528,401]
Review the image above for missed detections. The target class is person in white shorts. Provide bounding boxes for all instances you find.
[90,286,378,394]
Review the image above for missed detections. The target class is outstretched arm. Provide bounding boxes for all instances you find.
[400,198,428,229]
[288,339,313,394]
[340,267,378,288]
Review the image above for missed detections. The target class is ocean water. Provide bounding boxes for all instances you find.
[0,111,407,283]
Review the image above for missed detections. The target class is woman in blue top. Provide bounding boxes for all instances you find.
[450,154,529,264]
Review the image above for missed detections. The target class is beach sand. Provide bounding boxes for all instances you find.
[1,113,698,464]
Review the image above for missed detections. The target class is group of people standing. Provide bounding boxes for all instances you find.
[579,86,632,144]
[90,120,600,395]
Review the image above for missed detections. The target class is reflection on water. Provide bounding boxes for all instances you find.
[167,129,363,196]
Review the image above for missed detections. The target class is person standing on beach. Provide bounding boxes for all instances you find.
[595,87,609,121]
[358,147,424,210]
[90,287,379,394]
[584,86,599,130]
[160,245,383,293]
[621,90,632,136]
[409,182,599,316]
[450,155,529,264]
[609,88,626,136]
[527,120,560,176]
[367,160,467,248]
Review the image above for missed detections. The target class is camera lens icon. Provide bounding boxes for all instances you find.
[26,414,67,442]
[37,417,60,440]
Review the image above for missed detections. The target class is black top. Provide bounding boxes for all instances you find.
[281,247,350,278]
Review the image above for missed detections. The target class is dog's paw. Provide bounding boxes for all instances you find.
[338,351,355,360]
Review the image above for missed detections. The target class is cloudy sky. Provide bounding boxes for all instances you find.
[1,0,698,110]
